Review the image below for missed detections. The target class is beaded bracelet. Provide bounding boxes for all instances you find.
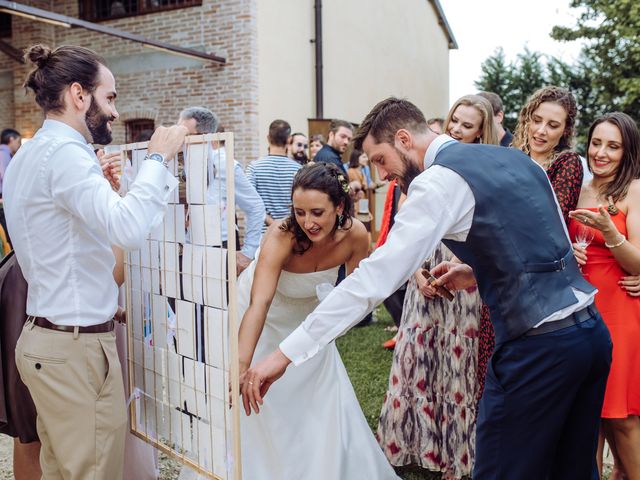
[604,236,626,249]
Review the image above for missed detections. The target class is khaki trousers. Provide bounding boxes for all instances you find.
[15,323,127,480]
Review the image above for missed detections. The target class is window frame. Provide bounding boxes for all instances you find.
[78,0,203,22]
[125,118,155,144]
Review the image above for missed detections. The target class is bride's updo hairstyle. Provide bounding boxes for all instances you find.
[23,44,106,114]
[280,162,354,254]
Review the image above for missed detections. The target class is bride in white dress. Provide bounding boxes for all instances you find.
[237,163,400,480]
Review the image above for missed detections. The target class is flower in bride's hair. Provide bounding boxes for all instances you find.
[337,174,350,193]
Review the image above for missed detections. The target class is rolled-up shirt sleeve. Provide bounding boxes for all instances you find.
[48,143,178,250]
[280,166,476,365]
[234,162,265,258]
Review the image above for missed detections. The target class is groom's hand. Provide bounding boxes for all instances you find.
[431,261,477,292]
[240,348,291,416]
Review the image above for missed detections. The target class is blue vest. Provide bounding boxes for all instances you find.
[433,143,595,345]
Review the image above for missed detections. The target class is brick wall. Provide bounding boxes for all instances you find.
[5,0,259,166]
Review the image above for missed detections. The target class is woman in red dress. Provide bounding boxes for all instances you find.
[569,112,640,480]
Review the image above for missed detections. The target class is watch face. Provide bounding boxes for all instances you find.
[148,153,164,162]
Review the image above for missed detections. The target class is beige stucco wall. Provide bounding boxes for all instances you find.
[257,0,315,158]
[257,0,452,155]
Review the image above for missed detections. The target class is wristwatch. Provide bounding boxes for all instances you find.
[144,152,168,168]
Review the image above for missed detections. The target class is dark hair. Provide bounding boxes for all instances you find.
[353,97,428,150]
[349,148,363,168]
[329,119,353,135]
[280,163,353,254]
[179,106,219,134]
[587,112,640,203]
[23,44,106,115]
[477,91,504,115]
[310,133,325,144]
[290,132,307,140]
[1,128,20,145]
[268,119,291,147]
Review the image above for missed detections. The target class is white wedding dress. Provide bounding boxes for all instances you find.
[238,259,400,480]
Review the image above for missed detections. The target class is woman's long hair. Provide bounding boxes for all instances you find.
[280,163,353,254]
[512,86,577,168]
[587,112,640,203]
[444,95,499,145]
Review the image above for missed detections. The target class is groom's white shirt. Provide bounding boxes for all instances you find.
[279,135,595,365]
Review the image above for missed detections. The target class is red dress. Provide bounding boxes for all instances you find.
[569,210,640,418]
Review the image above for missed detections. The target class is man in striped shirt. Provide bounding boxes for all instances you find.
[247,119,301,229]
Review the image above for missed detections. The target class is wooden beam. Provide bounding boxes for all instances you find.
[0,38,24,63]
[0,1,226,64]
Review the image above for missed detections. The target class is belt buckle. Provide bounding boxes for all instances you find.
[557,257,566,271]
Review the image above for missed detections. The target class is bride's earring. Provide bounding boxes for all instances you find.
[337,214,344,228]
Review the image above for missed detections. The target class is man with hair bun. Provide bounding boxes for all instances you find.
[3,44,187,479]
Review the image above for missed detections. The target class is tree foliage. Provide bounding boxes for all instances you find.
[475,0,640,153]
[551,0,640,120]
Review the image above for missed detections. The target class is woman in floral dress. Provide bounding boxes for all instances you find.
[377,95,497,479]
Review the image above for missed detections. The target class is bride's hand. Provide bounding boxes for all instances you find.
[240,349,290,416]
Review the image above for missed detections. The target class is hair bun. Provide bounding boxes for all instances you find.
[25,44,52,68]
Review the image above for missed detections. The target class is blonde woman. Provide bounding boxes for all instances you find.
[444,95,499,145]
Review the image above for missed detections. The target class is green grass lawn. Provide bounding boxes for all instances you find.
[335,307,443,480]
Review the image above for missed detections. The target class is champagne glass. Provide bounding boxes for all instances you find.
[575,224,595,249]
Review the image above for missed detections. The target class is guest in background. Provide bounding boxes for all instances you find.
[314,120,353,172]
[427,118,444,135]
[377,95,498,479]
[570,112,640,480]
[309,134,325,162]
[347,148,367,187]
[247,119,301,229]
[0,128,21,247]
[477,91,513,147]
[289,132,309,165]
[179,106,266,274]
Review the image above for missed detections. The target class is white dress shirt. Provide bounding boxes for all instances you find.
[280,135,596,365]
[3,119,177,326]
[207,146,265,258]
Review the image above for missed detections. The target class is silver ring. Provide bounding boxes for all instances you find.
[248,381,254,385]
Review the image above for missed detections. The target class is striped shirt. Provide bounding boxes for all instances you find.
[246,155,301,225]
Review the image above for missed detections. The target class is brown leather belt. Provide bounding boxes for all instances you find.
[32,317,115,334]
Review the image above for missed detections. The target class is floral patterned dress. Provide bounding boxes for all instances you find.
[377,151,583,479]
[377,243,481,479]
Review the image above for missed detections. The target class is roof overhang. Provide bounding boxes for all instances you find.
[429,0,458,49]
[0,1,226,64]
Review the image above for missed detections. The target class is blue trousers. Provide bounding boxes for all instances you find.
[473,312,612,479]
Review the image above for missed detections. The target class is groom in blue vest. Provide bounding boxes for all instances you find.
[242,97,612,479]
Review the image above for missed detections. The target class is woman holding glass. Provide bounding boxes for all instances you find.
[569,112,640,480]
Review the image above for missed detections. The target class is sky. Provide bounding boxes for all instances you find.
[439,0,586,106]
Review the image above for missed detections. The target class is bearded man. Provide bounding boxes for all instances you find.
[3,44,187,479]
